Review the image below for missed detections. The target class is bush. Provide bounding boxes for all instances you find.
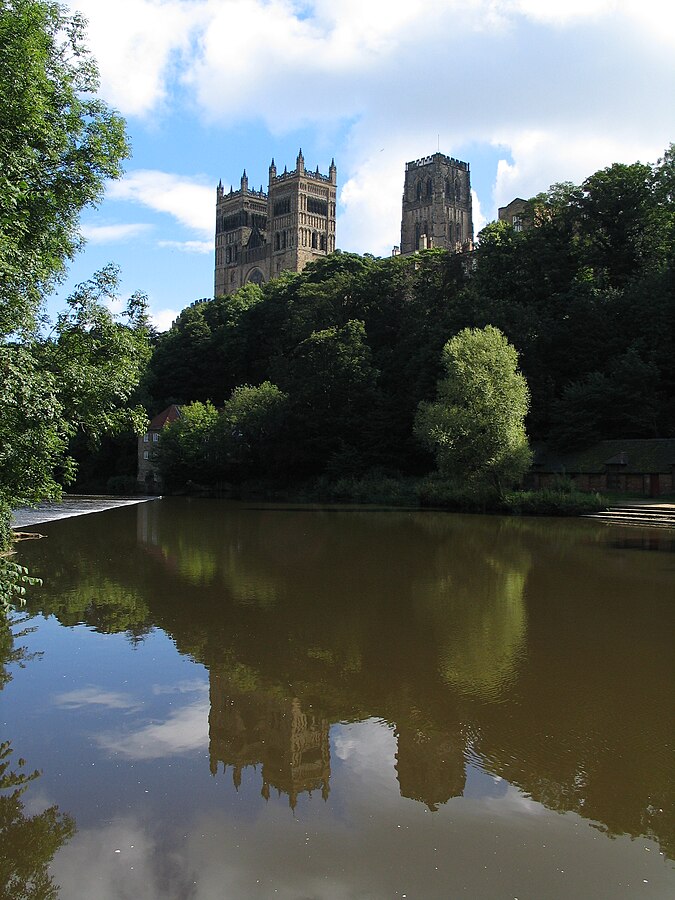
[417,477,498,511]
[329,473,418,506]
[106,475,140,495]
[502,489,607,517]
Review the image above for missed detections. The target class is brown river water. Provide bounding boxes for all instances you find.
[3,498,674,898]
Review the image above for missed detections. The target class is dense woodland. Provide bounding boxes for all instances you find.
[134,151,675,492]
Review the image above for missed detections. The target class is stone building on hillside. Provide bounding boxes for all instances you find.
[399,152,473,255]
[137,404,181,492]
[498,197,531,233]
[214,150,337,297]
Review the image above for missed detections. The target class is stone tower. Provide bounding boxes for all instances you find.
[214,151,337,297]
[400,152,473,255]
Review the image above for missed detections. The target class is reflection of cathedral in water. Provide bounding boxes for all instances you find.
[208,670,330,808]
[395,725,466,811]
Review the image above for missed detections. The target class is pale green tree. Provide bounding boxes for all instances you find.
[414,326,531,495]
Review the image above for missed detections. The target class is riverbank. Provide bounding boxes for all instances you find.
[171,473,610,517]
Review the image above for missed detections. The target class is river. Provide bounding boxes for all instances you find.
[2,498,674,898]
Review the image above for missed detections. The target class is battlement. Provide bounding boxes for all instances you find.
[217,185,268,203]
[406,153,469,172]
[272,167,332,184]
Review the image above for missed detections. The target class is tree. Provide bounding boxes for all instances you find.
[275,319,381,472]
[219,382,289,477]
[157,402,221,490]
[414,326,531,495]
[0,0,129,338]
[0,2,133,555]
[0,268,151,513]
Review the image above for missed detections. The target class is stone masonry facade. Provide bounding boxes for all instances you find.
[214,149,476,297]
[214,150,337,297]
[399,152,473,255]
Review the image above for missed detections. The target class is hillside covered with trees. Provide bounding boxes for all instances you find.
[141,150,675,495]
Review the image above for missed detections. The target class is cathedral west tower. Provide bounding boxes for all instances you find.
[214,151,337,297]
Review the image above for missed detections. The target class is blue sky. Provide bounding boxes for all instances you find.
[54,0,675,330]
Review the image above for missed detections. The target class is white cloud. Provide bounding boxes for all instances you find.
[151,308,181,332]
[96,696,209,759]
[67,1,675,257]
[158,239,213,254]
[107,170,214,235]
[490,130,659,215]
[67,0,198,117]
[81,223,153,244]
[54,686,142,711]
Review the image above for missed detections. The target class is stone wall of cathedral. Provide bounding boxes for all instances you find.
[214,151,337,297]
[400,152,473,255]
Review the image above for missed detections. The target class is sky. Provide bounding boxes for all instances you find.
[53,0,675,331]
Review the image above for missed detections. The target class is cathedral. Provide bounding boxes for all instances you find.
[398,152,473,254]
[213,149,473,296]
[214,150,337,297]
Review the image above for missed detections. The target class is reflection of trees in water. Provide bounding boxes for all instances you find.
[0,618,76,899]
[14,501,675,856]
[414,534,530,700]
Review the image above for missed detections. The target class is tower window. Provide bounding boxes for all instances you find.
[273,196,291,216]
[416,181,422,201]
[307,197,328,216]
[320,234,326,251]
[426,178,432,199]
[312,231,318,249]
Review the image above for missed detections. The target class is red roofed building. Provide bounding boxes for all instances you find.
[137,404,181,492]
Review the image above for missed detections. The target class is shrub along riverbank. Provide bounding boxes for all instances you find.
[170,473,608,517]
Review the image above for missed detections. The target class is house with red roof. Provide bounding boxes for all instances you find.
[137,404,181,492]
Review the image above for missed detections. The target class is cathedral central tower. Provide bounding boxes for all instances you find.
[400,152,473,255]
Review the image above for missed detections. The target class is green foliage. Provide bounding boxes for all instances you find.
[276,319,380,471]
[324,472,419,506]
[219,381,289,476]
[0,2,138,570]
[48,265,152,443]
[0,740,75,900]
[144,144,675,489]
[158,401,220,489]
[0,269,152,516]
[417,477,498,511]
[549,349,663,450]
[0,560,43,615]
[0,345,68,508]
[501,490,607,517]
[0,0,129,338]
[415,326,532,495]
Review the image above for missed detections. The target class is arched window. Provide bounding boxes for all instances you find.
[415,180,422,201]
[274,233,280,251]
[456,222,462,243]
[455,178,461,202]
[414,222,421,249]
[320,234,326,251]
[282,231,287,249]
[445,178,451,199]
[226,247,231,264]
[247,268,265,286]
[312,231,318,249]
[426,178,432,199]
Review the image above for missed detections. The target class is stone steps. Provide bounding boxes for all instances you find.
[584,505,675,529]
